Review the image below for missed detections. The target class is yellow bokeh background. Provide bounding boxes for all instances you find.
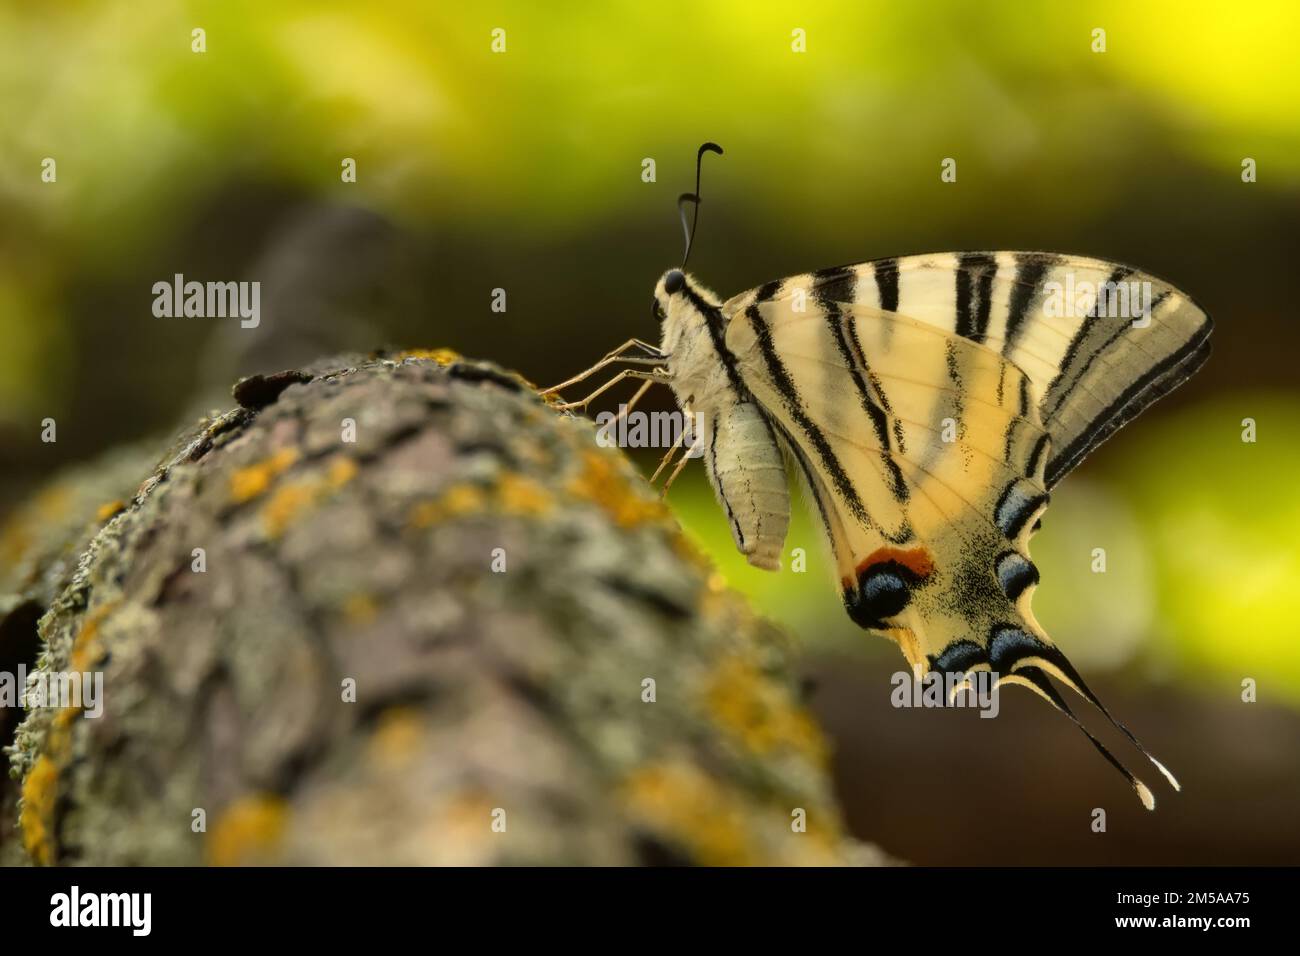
[1,0,1297,863]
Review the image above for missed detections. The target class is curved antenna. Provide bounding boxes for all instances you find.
[678,142,723,268]
[676,192,699,265]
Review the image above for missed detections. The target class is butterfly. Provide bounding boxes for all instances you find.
[546,144,1212,809]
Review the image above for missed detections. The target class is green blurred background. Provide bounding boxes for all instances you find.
[1,0,1297,864]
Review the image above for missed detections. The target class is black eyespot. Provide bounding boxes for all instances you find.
[664,270,685,294]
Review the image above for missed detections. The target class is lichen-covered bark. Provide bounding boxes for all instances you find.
[1,352,885,866]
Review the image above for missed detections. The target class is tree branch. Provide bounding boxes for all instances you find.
[1,352,886,866]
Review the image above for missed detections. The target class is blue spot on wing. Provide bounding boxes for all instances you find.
[994,481,1047,539]
[988,625,1046,670]
[995,551,1039,601]
[931,640,986,674]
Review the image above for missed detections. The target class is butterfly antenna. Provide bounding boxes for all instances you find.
[678,142,723,268]
[676,193,699,266]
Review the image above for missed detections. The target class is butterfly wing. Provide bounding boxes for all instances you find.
[721,253,1208,806]
[723,252,1213,489]
[724,296,1052,669]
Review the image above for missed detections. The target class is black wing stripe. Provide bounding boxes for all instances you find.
[1002,253,1055,357]
[1046,329,1211,487]
[813,264,858,305]
[944,340,965,434]
[846,319,907,456]
[826,311,909,502]
[745,304,872,526]
[754,278,784,303]
[874,259,900,313]
[1043,291,1171,418]
[1027,432,1051,479]
[955,252,998,344]
[1045,266,1134,399]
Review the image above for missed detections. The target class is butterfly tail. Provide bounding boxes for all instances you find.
[942,621,1180,809]
[1000,666,1158,811]
[1015,643,1181,793]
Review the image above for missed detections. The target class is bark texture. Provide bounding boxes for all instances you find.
[1,351,885,866]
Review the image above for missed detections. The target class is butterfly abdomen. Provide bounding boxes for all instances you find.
[703,401,791,571]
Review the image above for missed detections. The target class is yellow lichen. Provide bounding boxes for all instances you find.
[19,756,59,866]
[326,455,358,489]
[258,455,357,538]
[496,473,553,516]
[407,472,558,529]
[621,761,754,866]
[206,795,289,866]
[95,499,126,522]
[67,600,119,678]
[408,483,489,529]
[368,707,424,770]
[17,600,125,863]
[397,347,461,365]
[704,655,827,763]
[567,449,666,527]
[229,448,300,504]
[437,790,497,862]
[342,592,378,624]
[261,483,317,538]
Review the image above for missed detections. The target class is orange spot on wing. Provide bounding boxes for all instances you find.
[856,547,934,581]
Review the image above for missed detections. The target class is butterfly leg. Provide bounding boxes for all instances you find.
[660,436,702,498]
[613,377,656,430]
[541,357,664,398]
[552,368,668,411]
[650,427,689,484]
[604,338,665,360]
[540,339,666,396]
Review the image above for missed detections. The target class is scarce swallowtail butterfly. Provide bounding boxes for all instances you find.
[546,143,1212,810]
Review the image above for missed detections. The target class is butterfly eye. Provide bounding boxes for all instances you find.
[664,270,685,294]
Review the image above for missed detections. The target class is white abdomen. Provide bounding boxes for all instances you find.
[703,400,791,571]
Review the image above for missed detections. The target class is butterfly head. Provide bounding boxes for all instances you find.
[652,268,698,315]
[653,269,720,338]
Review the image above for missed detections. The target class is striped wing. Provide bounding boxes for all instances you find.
[722,254,1208,806]
[722,252,1213,488]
